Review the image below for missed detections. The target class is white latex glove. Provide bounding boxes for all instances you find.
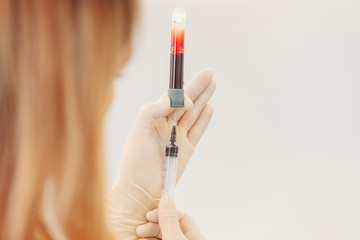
[106,69,216,239]
[136,197,206,240]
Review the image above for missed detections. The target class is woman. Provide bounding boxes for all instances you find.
[0,0,215,239]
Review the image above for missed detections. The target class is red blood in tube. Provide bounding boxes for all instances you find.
[171,25,185,54]
[169,25,185,89]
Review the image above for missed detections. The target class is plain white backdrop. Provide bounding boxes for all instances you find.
[105,0,360,239]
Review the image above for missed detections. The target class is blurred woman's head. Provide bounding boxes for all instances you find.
[0,0,137,238]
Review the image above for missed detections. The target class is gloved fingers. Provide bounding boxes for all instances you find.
[147,207,205,240]
[146,208,185,223]
[178,79,216,132]
[136,69,213,129]
[187,104,214,147]
[168,69,213,121]
[138,238,161,240]
[137,96,171,127]
[136,222,162,239]
[158,197,187,240]
[185,69,213,100]
[183,94,194,111]
[137,93,193,129]
[167,94,193,124]
[146,208,159,222]
[178,215,206,240]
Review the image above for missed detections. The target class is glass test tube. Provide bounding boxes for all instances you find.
[168,8,185,108]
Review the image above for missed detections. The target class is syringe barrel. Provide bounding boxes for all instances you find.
[162,144,178,197]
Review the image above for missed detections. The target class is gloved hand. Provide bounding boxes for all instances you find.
[106,69,215,239]
[136,197,206,240]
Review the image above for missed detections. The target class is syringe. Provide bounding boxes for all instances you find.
[162,124,178,197]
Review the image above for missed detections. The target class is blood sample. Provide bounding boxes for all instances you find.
[168,8,185,107]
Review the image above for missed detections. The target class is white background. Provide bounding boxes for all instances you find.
[105,0,360,239]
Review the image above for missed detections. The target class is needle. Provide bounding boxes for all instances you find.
[173,107,177,126]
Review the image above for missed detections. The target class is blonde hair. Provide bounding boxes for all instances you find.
[0,0,137,239]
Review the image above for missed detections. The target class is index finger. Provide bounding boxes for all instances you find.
[168,69,213,121]
[146,208,185,223]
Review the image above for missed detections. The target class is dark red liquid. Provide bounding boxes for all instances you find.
[169,53,184,89]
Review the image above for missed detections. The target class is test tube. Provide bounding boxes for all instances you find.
[168,8,185,108]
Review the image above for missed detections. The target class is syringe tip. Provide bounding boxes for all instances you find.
[170,125,176,144]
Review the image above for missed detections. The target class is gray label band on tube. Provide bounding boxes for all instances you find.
[168,89,184,107]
